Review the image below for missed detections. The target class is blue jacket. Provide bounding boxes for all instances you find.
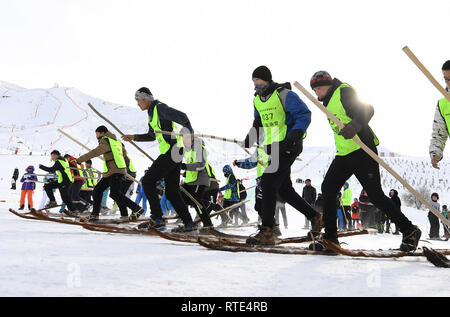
[219,173,240,202]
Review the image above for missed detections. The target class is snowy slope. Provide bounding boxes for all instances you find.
[1,81,449,297]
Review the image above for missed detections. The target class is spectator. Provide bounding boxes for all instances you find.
[302,179,316,229]
[429,193,441,239]
[351,198,361,229]
[19,166,37,210]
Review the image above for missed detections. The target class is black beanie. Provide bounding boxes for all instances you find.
[95,125,108,133]
[310,71,333,89]
[252,66,272,82]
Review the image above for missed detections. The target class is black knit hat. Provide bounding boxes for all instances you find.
[252,66,272,82]
[310,71,333,89]
[442,60,450,71]
[95,125,108,133]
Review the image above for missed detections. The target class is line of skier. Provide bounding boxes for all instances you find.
[19,60,450,253]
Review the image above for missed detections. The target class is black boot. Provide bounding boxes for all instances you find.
[308,233,339,254]
[400,226,421,252]
[18,205,25,210]
[129,207,145,220]
[246,226,276,245]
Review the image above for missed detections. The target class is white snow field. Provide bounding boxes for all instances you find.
[1,82,449,297]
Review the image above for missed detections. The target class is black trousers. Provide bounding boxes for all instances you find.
[142,149,193,225]
[181,184,213,226]
[44,181,75,211]
[117,176,134,217]
[92,173,140,216]
[261,145,317,228]
[428,212,440,238]
[322,149,413,238]
[343,205,352,229]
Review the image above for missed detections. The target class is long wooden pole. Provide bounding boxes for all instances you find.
[402,46,450,102]
[57,128,142,186]
[293,81,450,227]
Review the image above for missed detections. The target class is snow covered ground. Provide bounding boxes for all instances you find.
[1,155,449,297]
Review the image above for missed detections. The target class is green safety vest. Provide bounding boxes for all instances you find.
[86,168,98,187]
[184,144,211,184]
[127,155,136,173]
[206,162,215,179]
[327,83,379,156]
[102,136,126,173]
[253,90,287,146]
[256,148,270,178]
[57,159,74,184]
[342,187,352,206]
[438,97,450,134]
[224,175,240,200]
[149,103,184,155]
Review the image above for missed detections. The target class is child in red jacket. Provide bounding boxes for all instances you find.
[351,198,361,229]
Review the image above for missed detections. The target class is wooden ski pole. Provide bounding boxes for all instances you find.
[240,185,257,193]
[402,46,450,102]
[293,81,450,227]
[57,128,142,186]
[87,102,155,162]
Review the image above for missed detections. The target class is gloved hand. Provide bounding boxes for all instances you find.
[338,121,362,139]
[280,129,304,154]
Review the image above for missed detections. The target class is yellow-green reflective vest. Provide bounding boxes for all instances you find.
[102,136,126,173]
[342,188,352,206]
[149,103,184,154]
[184,145,210,184]
[127,155,136,173]
[438,97,450,134]
[327,83,379,156]
[57,159,74,184]
[86,168,98,187]
[256,148,270,178]
[253,90,287,146]
[224,175,240,200]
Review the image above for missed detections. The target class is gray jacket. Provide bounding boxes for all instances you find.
[429,88,450,160]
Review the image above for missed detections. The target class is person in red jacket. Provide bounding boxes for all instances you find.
[19,165,38,210]
[351,198,361,229]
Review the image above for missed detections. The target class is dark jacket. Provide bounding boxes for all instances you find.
[322,78,377,153]
[134,100,194,148]
[390,189,401,209]
[40,157,72,185]
[12,168,19,181]
[302,184,317,205]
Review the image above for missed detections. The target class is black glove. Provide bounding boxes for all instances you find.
[280,129,304,154]
[338,121,362,139]
[180,163,187,170]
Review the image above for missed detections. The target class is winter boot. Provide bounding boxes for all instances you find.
[273,225,282,237]
[309,213,324,237]
[308,233,339,254]
[400,226,422,252]
[45,201,58,209]
[148,216,166,229]
[129,207,145,221]
[86,213,99,223]
[246,226,276,246]
[18,205,25,210]
[172,222,197,233]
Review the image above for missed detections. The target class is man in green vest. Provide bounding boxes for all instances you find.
[341,182,352,229]
[77,126,143,222]
[178,130,214,231]
[121,87,196,230]
[79,159,98,206]
[242,66,323,245]
[39,150,77,213]
[309,70,420,252]
[429,60,450,169]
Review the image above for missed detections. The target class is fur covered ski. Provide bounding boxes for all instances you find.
[320,240,450,267]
